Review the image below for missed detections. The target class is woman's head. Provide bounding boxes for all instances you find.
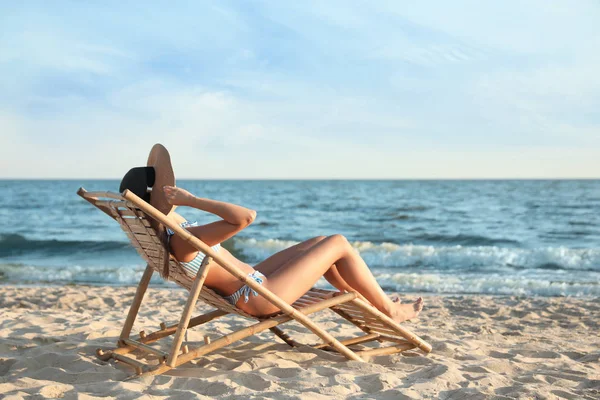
[119,166,155,202]
[119,143,176,216]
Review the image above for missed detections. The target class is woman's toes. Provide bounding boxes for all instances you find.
[414,297,424,312]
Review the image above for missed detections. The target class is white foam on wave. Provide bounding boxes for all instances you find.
[234,238,299,260]
[3,262,596,296]
[3,238,599,296]
[372,272,600,297]
[0,263,169,286]
[234,238,600,271]
[231,238,600,296]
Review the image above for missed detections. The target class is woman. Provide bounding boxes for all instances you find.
[162,185,424,323]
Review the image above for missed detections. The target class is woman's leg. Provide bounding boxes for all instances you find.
[253,236,327,276]
[253,236,370,302]
[246,234,423,323]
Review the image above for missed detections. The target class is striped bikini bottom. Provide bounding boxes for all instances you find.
[167,221,265,305]
[222,271,266,305]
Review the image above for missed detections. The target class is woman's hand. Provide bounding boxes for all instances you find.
[163,185,193,206]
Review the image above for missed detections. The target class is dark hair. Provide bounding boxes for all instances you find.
[119,166,156,202]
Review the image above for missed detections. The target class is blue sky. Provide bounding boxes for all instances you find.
[1,1,599,178]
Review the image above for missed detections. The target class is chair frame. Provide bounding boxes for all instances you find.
[77,187,432,379]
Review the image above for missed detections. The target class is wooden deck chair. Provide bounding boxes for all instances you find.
[77,187,432,378]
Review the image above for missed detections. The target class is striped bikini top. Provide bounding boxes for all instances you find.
[166,221,221,277]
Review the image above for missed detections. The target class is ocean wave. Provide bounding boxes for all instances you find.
[409,233,520,246]
[369,272,600,297]
[393,205,430,212]
[0,234,130,257]
[4,232,598,274]
[0,262,169,286]
[232,238,600,272]
[2,235,599,296]
[568,220,597,227]
[2,262,597,297]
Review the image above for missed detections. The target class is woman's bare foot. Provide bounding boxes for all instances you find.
[163,185,193,206]
[390,293,402,304]
[388,297,423,323]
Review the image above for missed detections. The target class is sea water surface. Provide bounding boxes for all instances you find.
[1,180,599,297]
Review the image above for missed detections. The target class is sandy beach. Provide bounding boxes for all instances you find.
[0,286,598,399]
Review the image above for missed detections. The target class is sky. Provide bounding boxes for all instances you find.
[0,1,599,179]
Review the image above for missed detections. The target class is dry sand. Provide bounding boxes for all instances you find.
[0,285,598,399]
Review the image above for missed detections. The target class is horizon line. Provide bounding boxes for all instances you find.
[1,177,599,181]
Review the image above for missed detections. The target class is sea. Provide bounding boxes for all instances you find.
[1,180,599,297]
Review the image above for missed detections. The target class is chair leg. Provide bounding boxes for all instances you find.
[166,257,212,367]
[269,327,300,347]
[119,264,154,341]
[350,299,432,353]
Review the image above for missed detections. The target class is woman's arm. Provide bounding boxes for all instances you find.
[163,185,256,249]
[186,196,256,226]
[163,185,256,225]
